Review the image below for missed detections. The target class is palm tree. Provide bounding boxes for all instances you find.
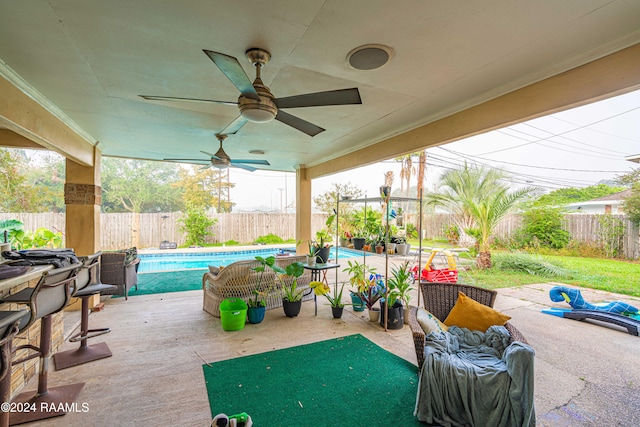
[395,154,415,198]
[425,163,533,269]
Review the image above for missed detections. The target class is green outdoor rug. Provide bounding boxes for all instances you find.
[127,269,205,296]
[202,334,421,426]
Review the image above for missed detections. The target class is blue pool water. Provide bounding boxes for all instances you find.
[138,247,364,273]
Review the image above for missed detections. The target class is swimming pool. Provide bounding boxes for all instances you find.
[138,247,364,273]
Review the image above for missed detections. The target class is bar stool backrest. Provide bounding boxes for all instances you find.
[74,252,102,296]
[27,263,82,330]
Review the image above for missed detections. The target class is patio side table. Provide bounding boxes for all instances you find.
[303,263,340,315]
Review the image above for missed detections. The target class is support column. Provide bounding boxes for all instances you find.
[295,166,312,255]
[65,148,101,256]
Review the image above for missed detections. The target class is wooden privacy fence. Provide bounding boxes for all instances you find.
[0,212,638,258]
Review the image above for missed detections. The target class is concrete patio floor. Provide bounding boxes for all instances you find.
[15,254,640,426]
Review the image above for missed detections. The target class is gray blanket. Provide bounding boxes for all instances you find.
[414,325,536,427]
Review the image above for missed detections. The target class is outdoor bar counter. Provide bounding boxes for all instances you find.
[0,265,67,398]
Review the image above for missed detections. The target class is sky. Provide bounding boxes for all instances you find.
[229,88,640,212]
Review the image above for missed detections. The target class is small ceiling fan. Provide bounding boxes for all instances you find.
[141,48,362,137]
[163,134,270,172]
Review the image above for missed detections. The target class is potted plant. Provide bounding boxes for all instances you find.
[313,229,332,263]
[272,261,306,317]
[387,261,414,324]
[359,275,385,322]
[306,241,319,267]
[344,260,383,321]
[381,262,413,329]
[247,256,277,324]
[310,281,346,318]
[340,231,352,248]
[394,234,411,256]
[247,289,267,324]
[374,229,385,255]
[343,260,366,312]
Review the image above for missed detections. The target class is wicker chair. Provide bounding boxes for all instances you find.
[409,281,528,371]
[99,252,141,300]
[202,255,313,317]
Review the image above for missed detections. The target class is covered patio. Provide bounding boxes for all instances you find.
[34,253,640,426]
[2,1,640,425]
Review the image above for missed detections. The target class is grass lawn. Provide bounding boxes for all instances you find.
[461,253,640,297]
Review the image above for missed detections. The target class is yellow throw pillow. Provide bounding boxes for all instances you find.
[443,292,511,332]
[416,307,449,334]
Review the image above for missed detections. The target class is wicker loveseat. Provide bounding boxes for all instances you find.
[202,255,313,317]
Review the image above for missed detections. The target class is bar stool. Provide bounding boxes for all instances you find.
[0,309,30,427]
[54,252,116,370]
[0,263,83,425]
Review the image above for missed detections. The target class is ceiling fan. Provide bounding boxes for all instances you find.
[141,47,362,137]
[163,134,270,172]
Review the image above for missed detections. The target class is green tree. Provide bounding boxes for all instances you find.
[175,166,235,212]
[616,168,640,225]
[314,182,364,239]
[313,182,363,214]
[426,163,533,268]
[101,158,183,212]
[533,184,625,207]
[0,148,38,211]
[25,152,65,212]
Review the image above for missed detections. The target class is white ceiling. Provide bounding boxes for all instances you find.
[1,0,640,172]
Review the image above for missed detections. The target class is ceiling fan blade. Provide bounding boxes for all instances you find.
[200,151,219,159]
[220,116,248,135]
[163,159,211,165]
[275,110,325,137]
[231,163,258,172]
[203,50,260,101]
[164,157,208,161]
[274,88,362,109]
[230,159,271,165]
[139,95,237,106]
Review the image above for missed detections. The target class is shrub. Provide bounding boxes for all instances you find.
[404,223,418,239]
[596,214,626,258]
[179,208,216,246]
[254,233,285,244]
[517,207,569,249]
